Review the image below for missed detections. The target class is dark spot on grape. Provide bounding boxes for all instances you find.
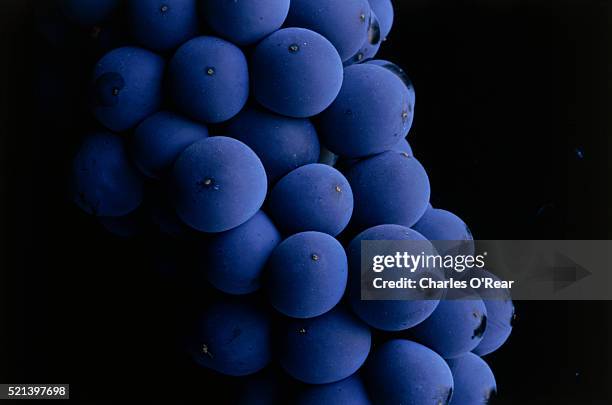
[367,14,381,45]
[360,13,366,22]
[311,254,319,261]
[206,67,215,76]
[473,314,487,339]
[400,152,410,158]
[444,387,453,405]
[402,111,409,122]
[160,4,169,13]
[298,328,307,335]
[95,72,125,107]
[335,185,342,193]
[288,43,299,53]
[356,52,364,61]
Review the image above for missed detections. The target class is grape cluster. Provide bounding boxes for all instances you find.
[58,0,514,403]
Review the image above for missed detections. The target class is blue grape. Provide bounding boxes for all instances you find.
[127,0,199,52]
[346,151,430,230]
[169,36,249,123]
[59,0,118,26]
[410,295,488,359]
[206,211,281,295]
[413,208,475,257]
[347,225,440,331]
[368,0,394,39]
[268,164,353,236]
[447,353,497,405]
[71,132,143,217]
[472,269,514,356]
[286,0,371,62]
[171,137,267,233]
[132,111,209,179]
[192,299,272,376]
[365,339,454,405]
[296,374,372,405]
[202,0,290,46]
[226,107,320,185]
[318,64,412,157]
[251,28,343,118]
[92,46,165,132]
[279,307,371,384]
[265,232,347,318]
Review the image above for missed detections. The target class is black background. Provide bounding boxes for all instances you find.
[1,0,611,403]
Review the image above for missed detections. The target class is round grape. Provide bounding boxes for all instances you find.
[265,231,347,319]
[346,151,430,230]
[268,164,353,236]
[192,299,272,376]
[251,28,343,118]
[171,137,267,233]
[92,46,165,132]
[279,307,371,384]
[169,36,249,123]
[318,64,413,157]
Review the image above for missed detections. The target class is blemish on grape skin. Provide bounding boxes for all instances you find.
[472,314,487,339]
[206,67,216,76]
[335,185,342,193]
[160,4,169,13]
[311,254,320,261]
[360,13,366,23]
[288,43,300,53]
[298,328,307,335]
